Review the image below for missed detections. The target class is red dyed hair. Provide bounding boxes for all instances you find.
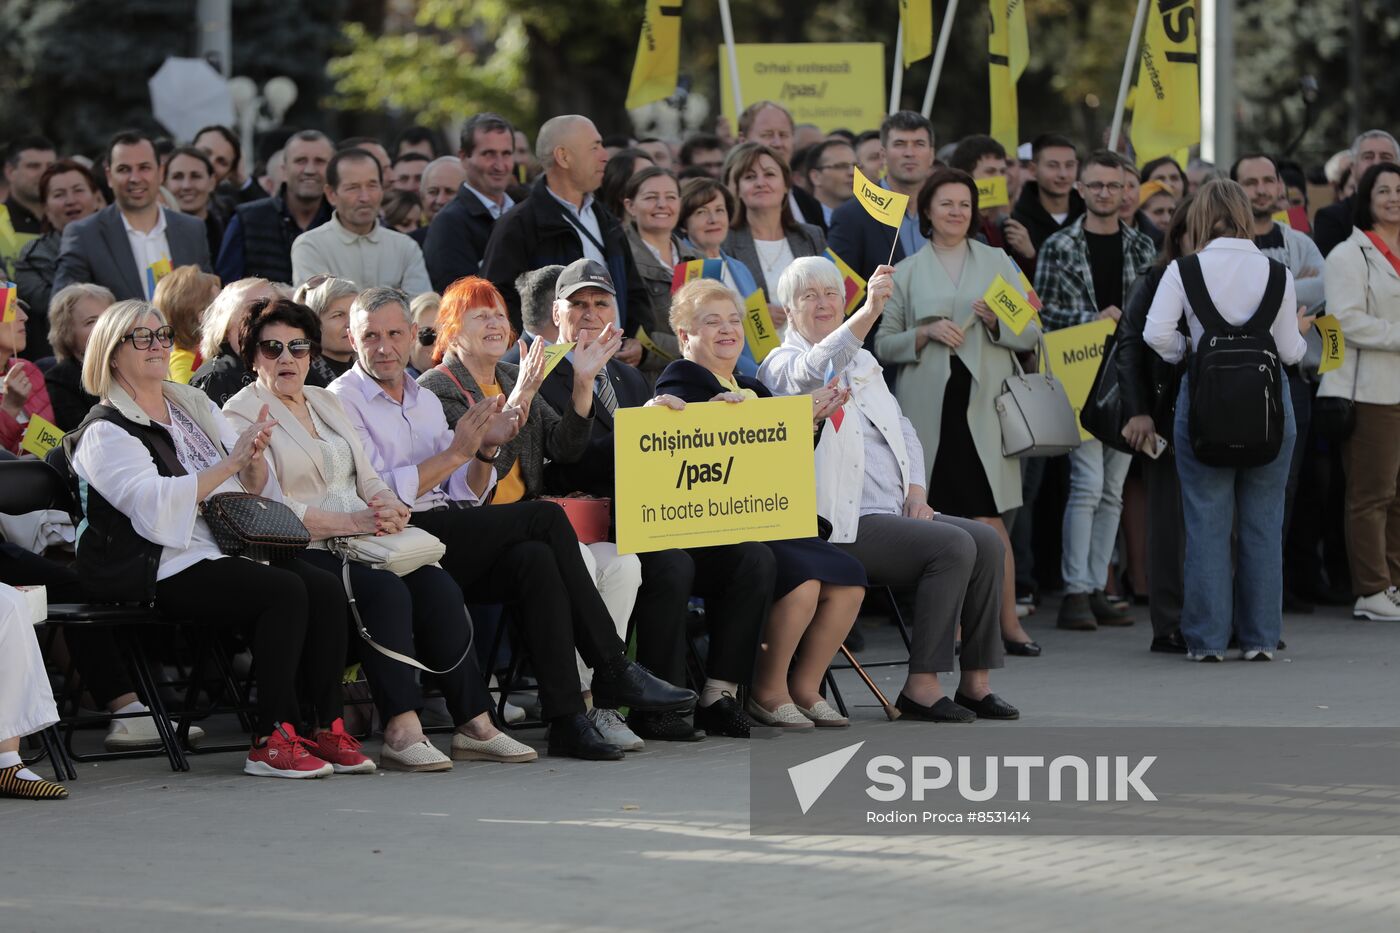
[433,276,511,364]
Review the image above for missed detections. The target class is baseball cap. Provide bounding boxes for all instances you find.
[555,258,616,299]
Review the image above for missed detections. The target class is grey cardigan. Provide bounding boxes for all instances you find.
[417,355,593,500]
[722,222,827,299]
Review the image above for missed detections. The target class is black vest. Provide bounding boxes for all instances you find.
[235,194,330,284]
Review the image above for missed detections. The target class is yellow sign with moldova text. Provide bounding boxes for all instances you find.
[539,342,574,380]
[982,273,1036,335]
[976,175,1010,209]
[1315,315,1345,374]
[852,167,909,229]
[1042,319,1116,442]
[741,290,782,363]
[614,395,817,554]
[719,43,885,134]
[20,413,64,458]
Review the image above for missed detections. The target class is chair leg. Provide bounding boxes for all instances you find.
[823,669,848,718]
[885,586,914,653]
[120,627,189,773]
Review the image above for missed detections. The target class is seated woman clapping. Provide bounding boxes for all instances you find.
[68,300,359,779]
[760,257,1020,722]
[225,299,536,772]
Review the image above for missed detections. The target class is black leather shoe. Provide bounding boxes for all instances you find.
[1150,631,1188,654]
[547,712,624,761]
[1003,638,1042,657]
[895,693,975,723]
[953,692,1020,720]
[628,709,705,742]
[694,694,751,738]
[590,657,696,713]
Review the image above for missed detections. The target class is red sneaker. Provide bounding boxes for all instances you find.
[244,723,334,779]
[312,719,376,774]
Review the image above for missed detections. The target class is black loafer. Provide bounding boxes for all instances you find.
[590,657,697,713]
[1150,631,1188,654]
[953,692,1020,720]
[895,693,976,723]
[1003,639,1042,657]
[627,709,705,742]
[546,712,625,761]
[694,694,751,738]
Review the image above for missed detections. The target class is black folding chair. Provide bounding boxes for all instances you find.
[823,587,914,718]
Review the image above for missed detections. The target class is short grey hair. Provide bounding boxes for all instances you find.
[48,283,115,362]
[350,286,413,330]
[1351,129,1400,161]
[420,155,463,191]
[516,264,566,335]
[199,277,275,360]
[536,115,591,168]
[287,129,334,148]
[294,275,360,318]
[82,300,167,399]
[774,255,843,311]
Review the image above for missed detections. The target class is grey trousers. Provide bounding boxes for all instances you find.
[837,513,1005,673]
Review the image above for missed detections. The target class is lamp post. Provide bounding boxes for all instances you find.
[228,76,299,183]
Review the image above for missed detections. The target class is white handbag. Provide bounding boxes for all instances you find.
[995,338,1082,458]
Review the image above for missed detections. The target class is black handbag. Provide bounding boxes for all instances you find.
[1079,331,1135,454]
[200,492,310,560]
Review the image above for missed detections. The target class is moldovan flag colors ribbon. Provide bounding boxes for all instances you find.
[853,167,910,229]
[625,0,684,110]
[670,257,724,293]
[988,0,1030,155]
[823,249,867,316]
[900,0,934,67]
[0,281,17,322]
[1132,0,1200,165]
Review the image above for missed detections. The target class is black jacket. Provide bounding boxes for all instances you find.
[1312,196,1354,258]
[479,176,651,334]
[536,355,651,498]
[44,358,98,431]
[792,186,829,232]
[1116,266,1185,439]
[423,185,505,292]
[218,187,332,284]
[1009,181,1085,279]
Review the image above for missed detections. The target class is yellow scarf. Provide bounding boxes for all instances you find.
[714,373,759,400]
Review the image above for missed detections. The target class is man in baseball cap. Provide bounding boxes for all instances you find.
[554,257,616,299]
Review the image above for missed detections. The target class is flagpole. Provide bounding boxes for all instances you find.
[889,19,905,114]
[919,0,959,118]
[1109,0,1152,151]
[718,0,744,126]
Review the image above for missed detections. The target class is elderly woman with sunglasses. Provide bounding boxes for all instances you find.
[760,257,1020,723]
[225,297,536,771]
[68,301,364,778]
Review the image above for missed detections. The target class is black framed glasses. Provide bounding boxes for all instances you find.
[417,325,437,347]
[256,338,315,360]
[120,325,175,350]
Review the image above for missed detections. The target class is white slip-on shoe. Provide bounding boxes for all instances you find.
[746,698,816,729]
[380,739,453,772]
[799,699,850,727]
[1241,649,1274,661]
[1354,591,1400,621]
[106,715,205,751]
[451,731,538,763]
[587,708,644,751]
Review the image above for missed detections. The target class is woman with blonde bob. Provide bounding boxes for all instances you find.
[44,283,114,430]
[656,278,865,728]
[152,264,221,384]
[1145,179,1308,661]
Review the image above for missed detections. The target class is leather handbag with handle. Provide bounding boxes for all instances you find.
[995,336,1082,458]
[1078,330,1135,454]
[200,491,310,560]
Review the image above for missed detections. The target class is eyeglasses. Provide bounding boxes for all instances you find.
[256,338,315,360]
[1082,181,1126,193]
[818,162,855,172]
[120,326,175,350]
[417,326,437,347]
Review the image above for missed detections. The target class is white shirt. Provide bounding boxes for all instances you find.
[465,183,514,220]
[1145,238,1307,366]
[121,208,172,300]
[290,211,432,294]
[546,184,607,266]
[753,237,796,290]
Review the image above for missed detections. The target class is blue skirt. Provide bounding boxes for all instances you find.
[767,537,867,599]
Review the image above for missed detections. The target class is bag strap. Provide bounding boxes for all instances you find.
[1241,259,1287,338]
[1178,254,1233,336]
[557,204,609,257]
[338,553,473,676]
[434,362,475,407]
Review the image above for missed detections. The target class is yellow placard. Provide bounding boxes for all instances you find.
[982,273,1037,335]
[614,395,817,554]
[976,175,1010,209]
[540,341,574,380]
[20,412,64,458]
[1132,0,1200,165]
[719,43,886,134]
[1315,315,1345,374]
[852,166,910,229]
[634,326,676,362]
[625,0,684,110]
[1042,319,1117,442]
[741,290,782,363]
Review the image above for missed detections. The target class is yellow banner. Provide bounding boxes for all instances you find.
[987,0,1019,155]
[614,395,818,553]
[20,412,64,458]
[982,273,1037,335]
[976,174,1010,209]
[719,43,886,134]
[1315,315,1345,374]
[900,0,934,67]
[1132,0,1200,165]
[1042,319,1116,442]
[540,341,574,380]
[741,290,782,363]
[853,166,909,229]
[625,0,684,110]
[1008,0,1029,80]
[634,327,676,363]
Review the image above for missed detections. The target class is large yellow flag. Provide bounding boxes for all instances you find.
[988,1,1029,155]
[625,1,684,110]
[900,0,934,68]
[1132,0,1200,165]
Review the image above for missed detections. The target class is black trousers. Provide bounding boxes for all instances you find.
[1144,452,1185,638]
[155,557,347,734]
[411,500,625,719]
[299,551,491,726]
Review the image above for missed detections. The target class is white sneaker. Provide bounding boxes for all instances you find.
[1241,649,1274,662]
[105,715,206,751]
[1015,603,1032,619]
[1354,591,1400,621]
[1185,651,1225,663]
[587,708,644,751]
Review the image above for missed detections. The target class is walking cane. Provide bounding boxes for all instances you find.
[837,644,901,721]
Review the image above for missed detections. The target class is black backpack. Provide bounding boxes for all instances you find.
[1181,253,1287,467]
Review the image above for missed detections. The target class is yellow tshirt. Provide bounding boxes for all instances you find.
[480,381,526,504]
[167,347,199,384]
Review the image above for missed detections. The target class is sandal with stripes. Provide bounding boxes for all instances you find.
[0,764,70,800]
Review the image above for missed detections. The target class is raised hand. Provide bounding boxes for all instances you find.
[510,337,548,407]
[572,322,622,385]
[228,404,277,469]
[863,264,896,315]
[2,362,33,416]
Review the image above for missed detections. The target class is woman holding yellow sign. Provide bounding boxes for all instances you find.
[875,168,1043,654]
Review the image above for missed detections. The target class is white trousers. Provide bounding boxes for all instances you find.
[575,542,642,689]
[1,584,59,744]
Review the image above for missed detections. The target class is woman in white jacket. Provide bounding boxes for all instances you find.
[759,257,1020,723]
[0,583,68,799]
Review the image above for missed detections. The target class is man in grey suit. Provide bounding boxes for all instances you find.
[54,130,211,300]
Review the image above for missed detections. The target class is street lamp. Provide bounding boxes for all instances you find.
[228,76,299,182]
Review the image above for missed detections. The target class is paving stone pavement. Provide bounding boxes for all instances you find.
[3,600,1397,932]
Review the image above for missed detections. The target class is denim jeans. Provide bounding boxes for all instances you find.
[1060,439,1132,594]
[1174,374,1297,654]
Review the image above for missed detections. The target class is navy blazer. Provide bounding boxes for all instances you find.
[826,196,908,284]
[53,205,211,301]
[655,357,772,404]
[423,185,503,292]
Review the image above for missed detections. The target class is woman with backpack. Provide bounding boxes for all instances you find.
[1144,180,1310,661]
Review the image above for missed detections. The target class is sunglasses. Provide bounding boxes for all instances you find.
[417,325,437,347]
[120,325,175,350]
[256,338,315,360]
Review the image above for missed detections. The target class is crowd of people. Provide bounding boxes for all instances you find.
[2,99,1396,800]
